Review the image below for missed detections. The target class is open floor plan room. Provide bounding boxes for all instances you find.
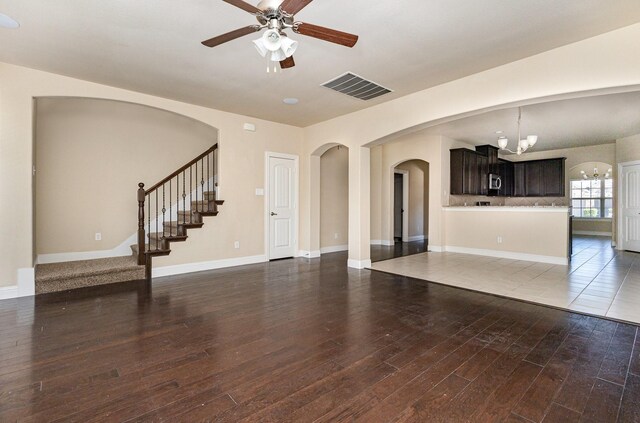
[1,254,640,422]
[2,1,640,422]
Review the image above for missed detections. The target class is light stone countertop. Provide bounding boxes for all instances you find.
[443,206,570,213]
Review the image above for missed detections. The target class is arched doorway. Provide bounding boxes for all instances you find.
[320,145,349,254]
[569,162,614,250]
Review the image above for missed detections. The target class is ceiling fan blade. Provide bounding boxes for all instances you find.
[280,56,296,69]
[293,22,358,48]
[222,0,261,14]
[280,0,313,15]
[201,25,260,48]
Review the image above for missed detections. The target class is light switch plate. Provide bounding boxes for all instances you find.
[255,188,264,196]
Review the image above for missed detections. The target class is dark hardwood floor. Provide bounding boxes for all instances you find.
[371,239,429,263]
[1,252,639,422]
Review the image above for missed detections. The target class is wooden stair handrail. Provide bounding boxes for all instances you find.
[145,144,218,195]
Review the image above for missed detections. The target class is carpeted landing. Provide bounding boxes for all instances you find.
[35,255,146,294]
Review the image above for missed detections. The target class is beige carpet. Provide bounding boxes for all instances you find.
[36,255,145,294]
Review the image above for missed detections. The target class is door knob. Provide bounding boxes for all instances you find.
[270,212,277,216]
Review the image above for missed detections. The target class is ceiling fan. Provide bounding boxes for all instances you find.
[201,0,359,70]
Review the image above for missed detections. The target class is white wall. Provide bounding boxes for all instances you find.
[617,134,640,162]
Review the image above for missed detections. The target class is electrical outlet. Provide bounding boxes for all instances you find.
[234,241,240,249]
[95,233,102,241]
[334,233,339,240]
[497,236,503,244]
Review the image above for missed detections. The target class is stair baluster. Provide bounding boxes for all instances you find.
[137,144,221,280]
[137,183,146,265]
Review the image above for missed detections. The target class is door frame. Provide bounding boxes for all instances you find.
[617,160,640,251]
[393,169,409,243]
[264,152,299,260]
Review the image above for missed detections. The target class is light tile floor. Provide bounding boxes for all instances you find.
[370,236,640,325]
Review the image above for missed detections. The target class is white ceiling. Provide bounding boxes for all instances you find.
[421,91,640,152]
[0,1,639,126]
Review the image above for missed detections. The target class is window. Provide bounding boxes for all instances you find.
[570,179,613,219]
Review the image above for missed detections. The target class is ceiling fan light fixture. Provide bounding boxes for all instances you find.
[253,38,269,57]
[262,29,282,52]
[270,49,286,62]
[280,35,298,58]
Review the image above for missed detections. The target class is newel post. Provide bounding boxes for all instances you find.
[137,183,146,265]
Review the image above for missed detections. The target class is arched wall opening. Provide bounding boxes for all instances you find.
[308,142,349,257]
[320,145,349,254]
[34,97,219,262]
[392,159,430,245]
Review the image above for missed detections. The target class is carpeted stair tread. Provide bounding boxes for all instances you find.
[36,255,144,284]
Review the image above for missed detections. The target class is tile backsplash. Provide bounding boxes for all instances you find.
[449,195,568,207]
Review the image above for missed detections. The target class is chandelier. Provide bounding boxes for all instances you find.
[581,166,612,180]
[497,107,538,155]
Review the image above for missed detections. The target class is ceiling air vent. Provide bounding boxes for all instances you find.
[321,72,393,101]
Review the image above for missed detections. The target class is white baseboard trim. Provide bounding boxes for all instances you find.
[0,286,18,300]
[370,240,382,245]
[18,267,35,297]
[429,245,444,252]
[573,231,612,237]
[320,245,349,254]
[0,267,35,300]
[380,240,395,246]
[408,235,426,242]
[444,246,568,265]
[347,259,372,269]
[298,250,321,258]
[153,255,267,278]
[37,234,136,264]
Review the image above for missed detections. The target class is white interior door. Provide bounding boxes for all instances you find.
[268,155,297,259]
[621,164,640,252]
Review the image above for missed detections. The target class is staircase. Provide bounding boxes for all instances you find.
[35,145,222,294]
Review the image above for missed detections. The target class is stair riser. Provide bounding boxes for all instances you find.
[36,268,146,294]
[191,201,218,213]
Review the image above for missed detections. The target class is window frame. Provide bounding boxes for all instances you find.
[570,178,613,220]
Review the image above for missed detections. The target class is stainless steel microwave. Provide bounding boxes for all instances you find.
[489,173,502,190]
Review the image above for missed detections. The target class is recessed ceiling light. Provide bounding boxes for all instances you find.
[495,130,503,134]
[0,13,19,29]
[283,98,299,105]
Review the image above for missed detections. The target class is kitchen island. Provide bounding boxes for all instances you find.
[442,206,571,265]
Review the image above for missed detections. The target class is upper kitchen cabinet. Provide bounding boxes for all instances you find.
[519,158,566,197]
[450,148,482,195]
[525,160,544,196]
[541,158,566,196]
[498,159,514,197]
[513,162,526,197]
[450,146,565,197]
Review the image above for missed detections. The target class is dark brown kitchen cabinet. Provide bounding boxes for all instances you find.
[478,154,489,195]
[515,158,566,197]
[498,159,514,197]
[525,160,544,196]
[450,148,484,195]
[542,158,565,196]
[450,146,565,197]
[513,162,526,197]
